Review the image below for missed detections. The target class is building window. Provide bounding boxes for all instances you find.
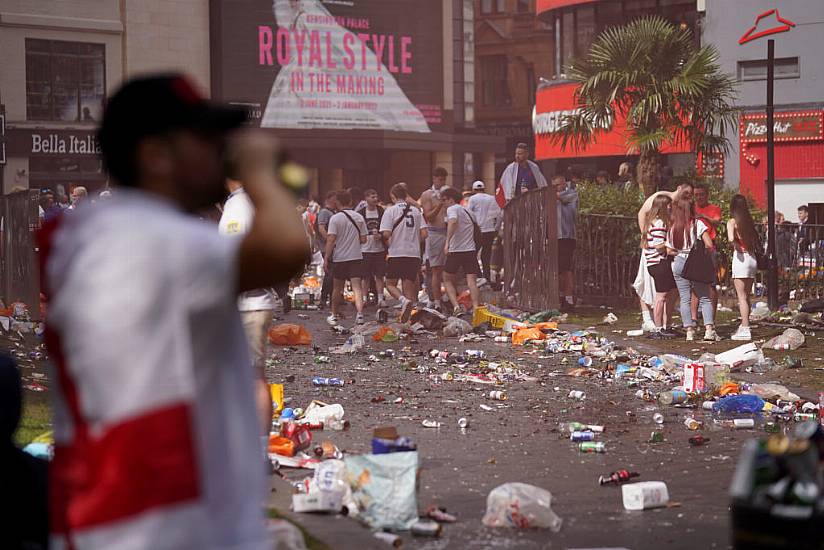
[517,0,530,13]
[738,57,800,81]
[26,39,105,122]
[480,0,506,14]
[480,55,511,107]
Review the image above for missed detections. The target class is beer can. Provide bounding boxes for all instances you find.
[374,532,402,547]
[457,417,469,429]
[570,431,595,442]
[733,418,755,429]
[579,442,606,453]
[488,390,508,401]
[794,412,817,422]
[411,520,442,537]
[568,390,586,400]
[683,417,701,430]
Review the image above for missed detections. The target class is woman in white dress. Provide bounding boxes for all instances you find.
[262,0,430,132]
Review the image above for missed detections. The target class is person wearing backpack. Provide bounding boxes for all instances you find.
[440,187,481,316]
[357,188,387,308]
[380,183,427,322]
[315,190,339,308]
[325,190,367,326]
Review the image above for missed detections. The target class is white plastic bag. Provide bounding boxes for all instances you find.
[763,328,805,351]
[481,482,563,531]
[443,317,472,337]
[344,451,419,531]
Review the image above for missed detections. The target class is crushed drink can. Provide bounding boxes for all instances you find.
[457,417,469,429]
[570,431,595,442]
[649,431,664,443]
[734,418,755,429]
[312,376,344,387]
[579,441,606,453]
[488,390,508,401]
[568,390,586,400]
[314,356,330,364]
[411,519,442,537]
[464,349,485,360]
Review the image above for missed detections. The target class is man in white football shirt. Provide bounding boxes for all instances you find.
[380,183,427,322]
[39,74,308,549]
[440,187,481,316]
[467,180,501,281]
[218,178,278,455]
[324,189,367,326]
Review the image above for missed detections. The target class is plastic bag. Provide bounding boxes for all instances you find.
[330,334,365,354]
[512,327,546,346]
[344,451,419,530]
[443,317,472,337]
[482,482,562,531]
[763,328,805,351]
[302,402,346,429]
[269,324,312,346]
[712,394,765,414]
[748,383,800,402]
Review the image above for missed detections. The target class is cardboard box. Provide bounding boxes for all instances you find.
[292,491,343,513]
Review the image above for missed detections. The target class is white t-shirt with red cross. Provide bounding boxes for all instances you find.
[41,190,268,549]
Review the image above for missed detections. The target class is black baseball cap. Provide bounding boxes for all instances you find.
[98,74,247,186]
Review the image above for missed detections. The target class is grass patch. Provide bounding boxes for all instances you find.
[14,394,51,447]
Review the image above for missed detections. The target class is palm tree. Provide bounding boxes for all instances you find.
[550,16,738,196]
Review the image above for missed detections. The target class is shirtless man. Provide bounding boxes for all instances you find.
[418,166,449,310]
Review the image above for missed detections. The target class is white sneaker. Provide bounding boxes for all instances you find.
[326,314,339,326]
[355,312,365,325]
[731,326,752,341]
[686,328,696,342]
[642,320,657,333]
[703,328,721,342]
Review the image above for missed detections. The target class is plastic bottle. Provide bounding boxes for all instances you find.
[711,394,765,414]
[599,470,639,485]
[658,390,688,406]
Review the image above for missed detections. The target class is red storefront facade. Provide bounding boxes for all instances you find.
[738,110,824,209]
[533,0,701,178]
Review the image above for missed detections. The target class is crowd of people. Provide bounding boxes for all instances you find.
[633,182,804,343]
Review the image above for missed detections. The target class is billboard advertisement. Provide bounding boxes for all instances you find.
[211,0,443,133]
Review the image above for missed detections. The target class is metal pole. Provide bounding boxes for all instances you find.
[766,39,778,310]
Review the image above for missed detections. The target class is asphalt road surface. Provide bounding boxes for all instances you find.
[268,304,814,550]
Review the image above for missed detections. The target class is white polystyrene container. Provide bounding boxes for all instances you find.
[622,481,670,511]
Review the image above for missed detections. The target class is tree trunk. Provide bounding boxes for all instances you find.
[637,150,661,197]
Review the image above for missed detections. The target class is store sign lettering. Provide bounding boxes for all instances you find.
[740,111,823,143]
[31,133,101,155]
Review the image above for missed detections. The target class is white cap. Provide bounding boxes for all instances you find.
[472,180,485,190]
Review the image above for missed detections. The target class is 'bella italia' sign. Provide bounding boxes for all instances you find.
[5,128,101,157]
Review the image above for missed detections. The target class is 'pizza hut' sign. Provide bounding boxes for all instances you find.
[741,111,823,143]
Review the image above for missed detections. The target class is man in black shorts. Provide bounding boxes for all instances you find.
[380,183,426,322]
[440,187,481,316]
[324,190,367,326]
[357,188,387,307]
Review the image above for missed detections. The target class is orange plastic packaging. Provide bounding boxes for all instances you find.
[512,327,546,345]
[268,435,296,457]
[268,323,312,345]
[718,382,740,396]
[372,326,396,342]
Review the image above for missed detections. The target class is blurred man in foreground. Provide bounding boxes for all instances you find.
[39,74,308,549]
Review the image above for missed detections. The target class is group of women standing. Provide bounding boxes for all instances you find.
[642,192,760,342]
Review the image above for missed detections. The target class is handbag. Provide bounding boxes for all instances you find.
[682,223,716,284]
[462,207,484,249]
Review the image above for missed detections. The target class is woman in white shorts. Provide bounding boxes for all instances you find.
[727,194,761,341]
